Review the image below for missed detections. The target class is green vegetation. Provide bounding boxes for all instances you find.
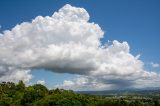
[0,81,160,106]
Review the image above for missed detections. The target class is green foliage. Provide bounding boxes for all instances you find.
[17,80,25,91]
[0,81,159,106]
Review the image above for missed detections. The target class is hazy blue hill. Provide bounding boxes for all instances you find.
[77,89,160,95]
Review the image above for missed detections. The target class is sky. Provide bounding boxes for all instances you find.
[0,0,160,91]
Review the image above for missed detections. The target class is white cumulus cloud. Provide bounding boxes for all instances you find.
[37,80,45,85]
[0,4,160,90]
[0,65,32,83]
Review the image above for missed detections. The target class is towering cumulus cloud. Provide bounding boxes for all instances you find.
[0,4,159,89]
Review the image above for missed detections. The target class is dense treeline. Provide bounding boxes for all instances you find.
[0,81,159,106]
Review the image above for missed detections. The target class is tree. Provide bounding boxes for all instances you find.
[16,80,25,92]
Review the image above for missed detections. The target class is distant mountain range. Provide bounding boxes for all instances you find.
[76,88,160,95]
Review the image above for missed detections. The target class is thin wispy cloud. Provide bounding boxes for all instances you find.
[150,62,160,68]
[0,4,160,90]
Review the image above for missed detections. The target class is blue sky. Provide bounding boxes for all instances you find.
[0,0,160,89]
